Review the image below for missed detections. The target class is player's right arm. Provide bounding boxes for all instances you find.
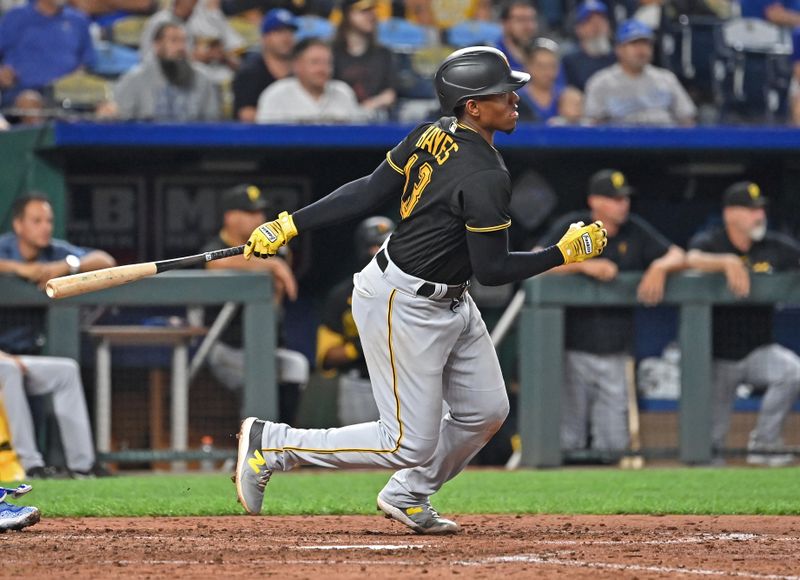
[686,233,750,298]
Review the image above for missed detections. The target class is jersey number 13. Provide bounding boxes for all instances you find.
[400,154,432,219]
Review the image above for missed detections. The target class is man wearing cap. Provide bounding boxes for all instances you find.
[561,0,616,92]
[584,19,696,126]
[537,170,686,459]
[233,8,297,123]
[201,185,307,423]
[687,182,800,466]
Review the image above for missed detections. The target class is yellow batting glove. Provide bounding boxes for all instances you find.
[244,211,298,260]
[556,220,607,264]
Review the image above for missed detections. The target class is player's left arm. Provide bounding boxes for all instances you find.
[244,160,403,259]
[637,245,686,306]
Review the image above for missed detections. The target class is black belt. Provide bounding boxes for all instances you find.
[376,250,468,300]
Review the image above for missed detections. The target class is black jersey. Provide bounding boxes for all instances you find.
[688,227,800,360]
[385,117,513,285]
[540,211,672,354]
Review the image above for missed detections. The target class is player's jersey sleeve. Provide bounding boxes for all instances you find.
[386,123,431,175]
[688,229,722,252]
[459,169,512,232]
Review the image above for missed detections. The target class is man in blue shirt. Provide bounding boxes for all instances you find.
[562,0,616,92]
[740,0,800,26]
[0,0,96,106]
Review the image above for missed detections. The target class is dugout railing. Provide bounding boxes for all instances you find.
[0,270,275,464]
[518,271,800,467]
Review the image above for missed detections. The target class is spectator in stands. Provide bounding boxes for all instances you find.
[405,0,492,30]
[790,28,800,126]
[584,19,696,126]
[256,38,367,123]
[740,0,800,27]
[11,90,45,126]
[562,0,616,92]
[687,181,800,467]
[233,8,297,122]
[537,170,686,459]
[496,0,538,71]
[70,0,158,21]
[550,86,586,125]
[0,0,96,106]
[332,0,397,119]
[518,38,562,123]
[201,184,308,423]
[0,350,109,478]
[110,21,222,121]
[318,216,394,426]
[140,0,243,67]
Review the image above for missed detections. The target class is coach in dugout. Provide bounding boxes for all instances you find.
[536,170,685,460]
[687,181,800,467]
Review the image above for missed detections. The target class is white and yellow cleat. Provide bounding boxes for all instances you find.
[235,417,272,515]
[377,495,460,535]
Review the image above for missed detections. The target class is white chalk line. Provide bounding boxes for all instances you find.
[534,532,800,546]
[297,544,426,551]
[455,554,800,580]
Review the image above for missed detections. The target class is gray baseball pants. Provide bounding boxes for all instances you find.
[712,343,800,450]
[561,351,630,453]
[0,356,95,472]
[258,251,509,507]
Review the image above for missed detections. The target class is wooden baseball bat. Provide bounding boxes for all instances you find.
[45,245,246,299]
[620,356,645,470]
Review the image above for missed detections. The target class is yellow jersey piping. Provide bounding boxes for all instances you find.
[262,289,403,455]
[386,152,404,174]
[466,220,512,233]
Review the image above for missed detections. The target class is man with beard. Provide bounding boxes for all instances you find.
[112,20,221,120]
[688,182,800,466]
[233,8,297,122]
[584,19,695,126]
[495,0,538,72]
[536,170,685,461]
[0,0,96,107]
[561,0,616,92]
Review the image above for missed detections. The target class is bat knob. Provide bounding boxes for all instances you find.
[45,283,56,299]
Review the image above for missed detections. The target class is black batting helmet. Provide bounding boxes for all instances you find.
[355,216,395,264]
[434,46,530,114]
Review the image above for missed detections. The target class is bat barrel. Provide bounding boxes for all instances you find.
[46,263,157,299]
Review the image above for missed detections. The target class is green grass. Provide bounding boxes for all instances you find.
[5,467,800,517]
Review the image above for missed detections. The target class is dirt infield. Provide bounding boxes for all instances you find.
[4,514,800,578]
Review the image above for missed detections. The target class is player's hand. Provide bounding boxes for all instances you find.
[244,211,298,260]
[555,220,607,265]
[723,254,750,298]
[637,263,667,305]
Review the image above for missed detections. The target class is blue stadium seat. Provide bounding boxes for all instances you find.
[294,15,335,42]
[712,18,793,124]
[378,18,433,53]
[660,15,721,104]
[445,20,502,48]
[91,41,140,78]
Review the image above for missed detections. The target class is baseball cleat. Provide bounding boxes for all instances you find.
[235,417,272,515]
[0,485,40,533]
[377,495,460,535]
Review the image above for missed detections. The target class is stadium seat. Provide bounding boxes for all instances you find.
[52,71,112,112]
[91,41,140,78]
[711,18,793,124]
[445,20,502,48]
[378,18,433,53]
[227,16,261,50]
[111,15,149,48]
[660,15,721,104]
[294,15,335,42]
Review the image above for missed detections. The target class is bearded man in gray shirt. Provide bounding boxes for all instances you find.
[584,19,696,126]
[112,21,221,121]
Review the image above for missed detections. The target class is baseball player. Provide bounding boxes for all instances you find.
[317,217,396,425]
[235,46,607,534]
[0,484,39,532]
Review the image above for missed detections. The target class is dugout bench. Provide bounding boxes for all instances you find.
[0,270,275,464]
[518,271,800,467]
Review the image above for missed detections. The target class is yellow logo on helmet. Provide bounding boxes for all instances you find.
[611,172,625,189]
[748,183,761,199]
[246,186,261,202]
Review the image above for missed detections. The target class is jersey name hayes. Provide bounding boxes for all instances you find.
[415,125,459,166]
